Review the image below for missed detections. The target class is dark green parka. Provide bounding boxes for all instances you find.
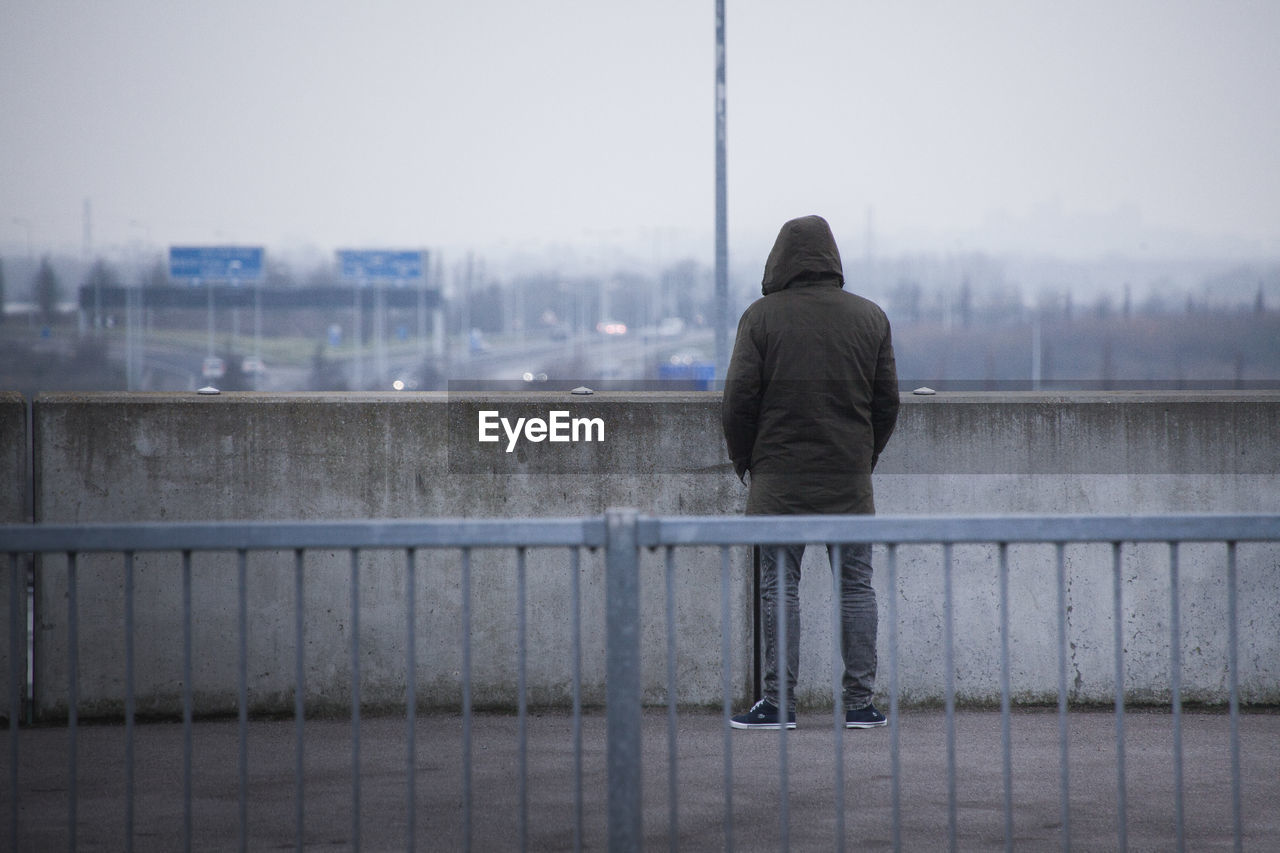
[722,215,899,515]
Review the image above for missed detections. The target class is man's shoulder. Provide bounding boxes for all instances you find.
[840,289,889,313]
[819,290,891,329]
[746,287,890,327]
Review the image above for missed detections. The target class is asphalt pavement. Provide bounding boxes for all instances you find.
[11,707,1278,850]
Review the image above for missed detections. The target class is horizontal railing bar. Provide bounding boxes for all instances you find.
[642,513,1280,547]
[0,517,607,553]
[3,513,1278,556]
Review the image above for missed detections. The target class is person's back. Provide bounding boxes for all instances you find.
[723,214,899,515]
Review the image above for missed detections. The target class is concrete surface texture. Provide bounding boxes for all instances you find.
[21,391,1280,718]
[0,393,24,523]
[1,391,28,723]
[11,708,1280,851]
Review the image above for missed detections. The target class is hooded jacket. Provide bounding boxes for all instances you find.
[722,215,899,515]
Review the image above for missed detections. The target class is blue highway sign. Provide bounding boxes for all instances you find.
[337,249,424,282]
[169,246,265,281]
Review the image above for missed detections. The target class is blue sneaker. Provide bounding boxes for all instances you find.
[845,703,887,728]
[730,698,797,730]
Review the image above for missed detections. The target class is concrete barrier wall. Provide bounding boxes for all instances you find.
[1,392,28,722]
[31,392,746,719]
[872,393,1280,708]
[28,391,1280,718]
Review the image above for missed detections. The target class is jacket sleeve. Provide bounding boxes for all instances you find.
[722,309,763,481]
[869,319,900,469]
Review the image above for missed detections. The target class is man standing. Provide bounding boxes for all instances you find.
[722,214,899,730]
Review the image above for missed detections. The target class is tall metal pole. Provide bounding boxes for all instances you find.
[714,0,729,383]
[205,278,215,358]
[353,278,364,390]
[375,280,387,389]
[417,252,428,358]
[432,252,446,363]
[252,281,262,390]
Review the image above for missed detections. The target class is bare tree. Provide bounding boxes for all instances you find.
[34,256,61,324]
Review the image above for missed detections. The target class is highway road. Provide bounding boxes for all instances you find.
[122,327,716,392]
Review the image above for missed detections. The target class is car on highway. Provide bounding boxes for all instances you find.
[201,356,226,379]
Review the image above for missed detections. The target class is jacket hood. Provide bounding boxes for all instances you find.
[760,215,844,295]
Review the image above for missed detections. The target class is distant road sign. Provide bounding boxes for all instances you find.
[170,246,265,281]
[337,249,424,282]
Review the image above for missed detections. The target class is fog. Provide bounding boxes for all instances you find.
[2,2,1279,393]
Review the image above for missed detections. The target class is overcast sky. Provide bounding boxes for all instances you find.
[3,0,1279,266]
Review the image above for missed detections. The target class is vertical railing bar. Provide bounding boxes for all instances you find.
[664,546,679,853]
[517,547,528,852]
[719,546,735,853]
[237,549,249,853]
[1169,542,1184,853]
[124,550,136,853]
[570,547,584,853]
[752,545,762,714]
[998,542,1013,853]
[68,551,79,853]
[943,543,957,853]
[350,548,361,853]
[1055,543,1070,853]
[461,547,473,853]
[775,545,789,851]
[1225,541,1242,853]
[887,543,901,853]
[1112,541,1127,853]
[830,542,845,853]
[9,554,21,853]
[293,548,305,853]
[182,549,193,853]
[604,508,642,852]
[405,548,417,853]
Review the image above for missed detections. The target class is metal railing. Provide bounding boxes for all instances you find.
[3,510,1278,851]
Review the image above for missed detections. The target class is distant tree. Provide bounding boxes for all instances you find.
[217,352,248,391]
[143,257,170,288]
[468,282,504,333]
[662,259,705,323]
[976,283,1023,326]
[416,356,445,391]
[308,342,348,390]
[305,264,340,289]
[84,258,118,289]
[1094,294,1113,321]
[34,256,61,323]
[265,259,294,289]
[1100,335,1115,389]
[83,258,118,330]
[890,279,922,324]
[1140,291,1168,316]
[0,257,7,324]
[1256,283,1266,315]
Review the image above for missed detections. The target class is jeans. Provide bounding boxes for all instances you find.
[759,542,877,713]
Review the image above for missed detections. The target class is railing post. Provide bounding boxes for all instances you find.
[605,508,642,852]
